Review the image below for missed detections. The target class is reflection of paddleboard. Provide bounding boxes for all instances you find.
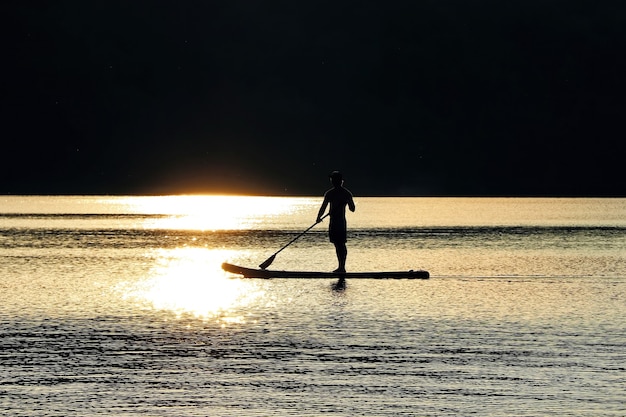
[222,263,429,279]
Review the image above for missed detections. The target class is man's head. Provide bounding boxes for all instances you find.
[329,171,343,187]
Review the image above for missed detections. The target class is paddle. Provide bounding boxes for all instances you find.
[258,213,329,270]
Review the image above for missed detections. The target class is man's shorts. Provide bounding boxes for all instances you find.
[329,219,347,244]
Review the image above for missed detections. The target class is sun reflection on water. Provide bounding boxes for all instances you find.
[118,248,264,325]
[110,195,306,230]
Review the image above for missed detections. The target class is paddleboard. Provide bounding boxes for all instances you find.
[222,262,429,279]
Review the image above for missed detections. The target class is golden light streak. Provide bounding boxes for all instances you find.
[117,248,264,324]
[109,195,307,230]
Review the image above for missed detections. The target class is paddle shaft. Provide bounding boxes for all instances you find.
[259,213,329,269]
[273,213,329,256]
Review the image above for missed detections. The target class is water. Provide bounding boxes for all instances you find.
[1,196,625,416]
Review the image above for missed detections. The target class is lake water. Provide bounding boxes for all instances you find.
[1,196,625,416]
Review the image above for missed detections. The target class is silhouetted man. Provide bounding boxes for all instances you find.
[316,171,356,273]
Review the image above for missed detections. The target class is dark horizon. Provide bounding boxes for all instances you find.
[3,2,625,197]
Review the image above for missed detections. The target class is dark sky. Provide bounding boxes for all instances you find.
[3,1,625,196]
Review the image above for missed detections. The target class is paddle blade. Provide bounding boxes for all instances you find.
[258,254,275,270]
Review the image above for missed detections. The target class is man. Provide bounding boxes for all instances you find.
[316,171,356,273]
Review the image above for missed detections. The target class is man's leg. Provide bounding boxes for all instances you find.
[334,242,347,273]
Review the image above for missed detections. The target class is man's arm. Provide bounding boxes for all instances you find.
[317,195,329,222]
[348,192,355,212]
